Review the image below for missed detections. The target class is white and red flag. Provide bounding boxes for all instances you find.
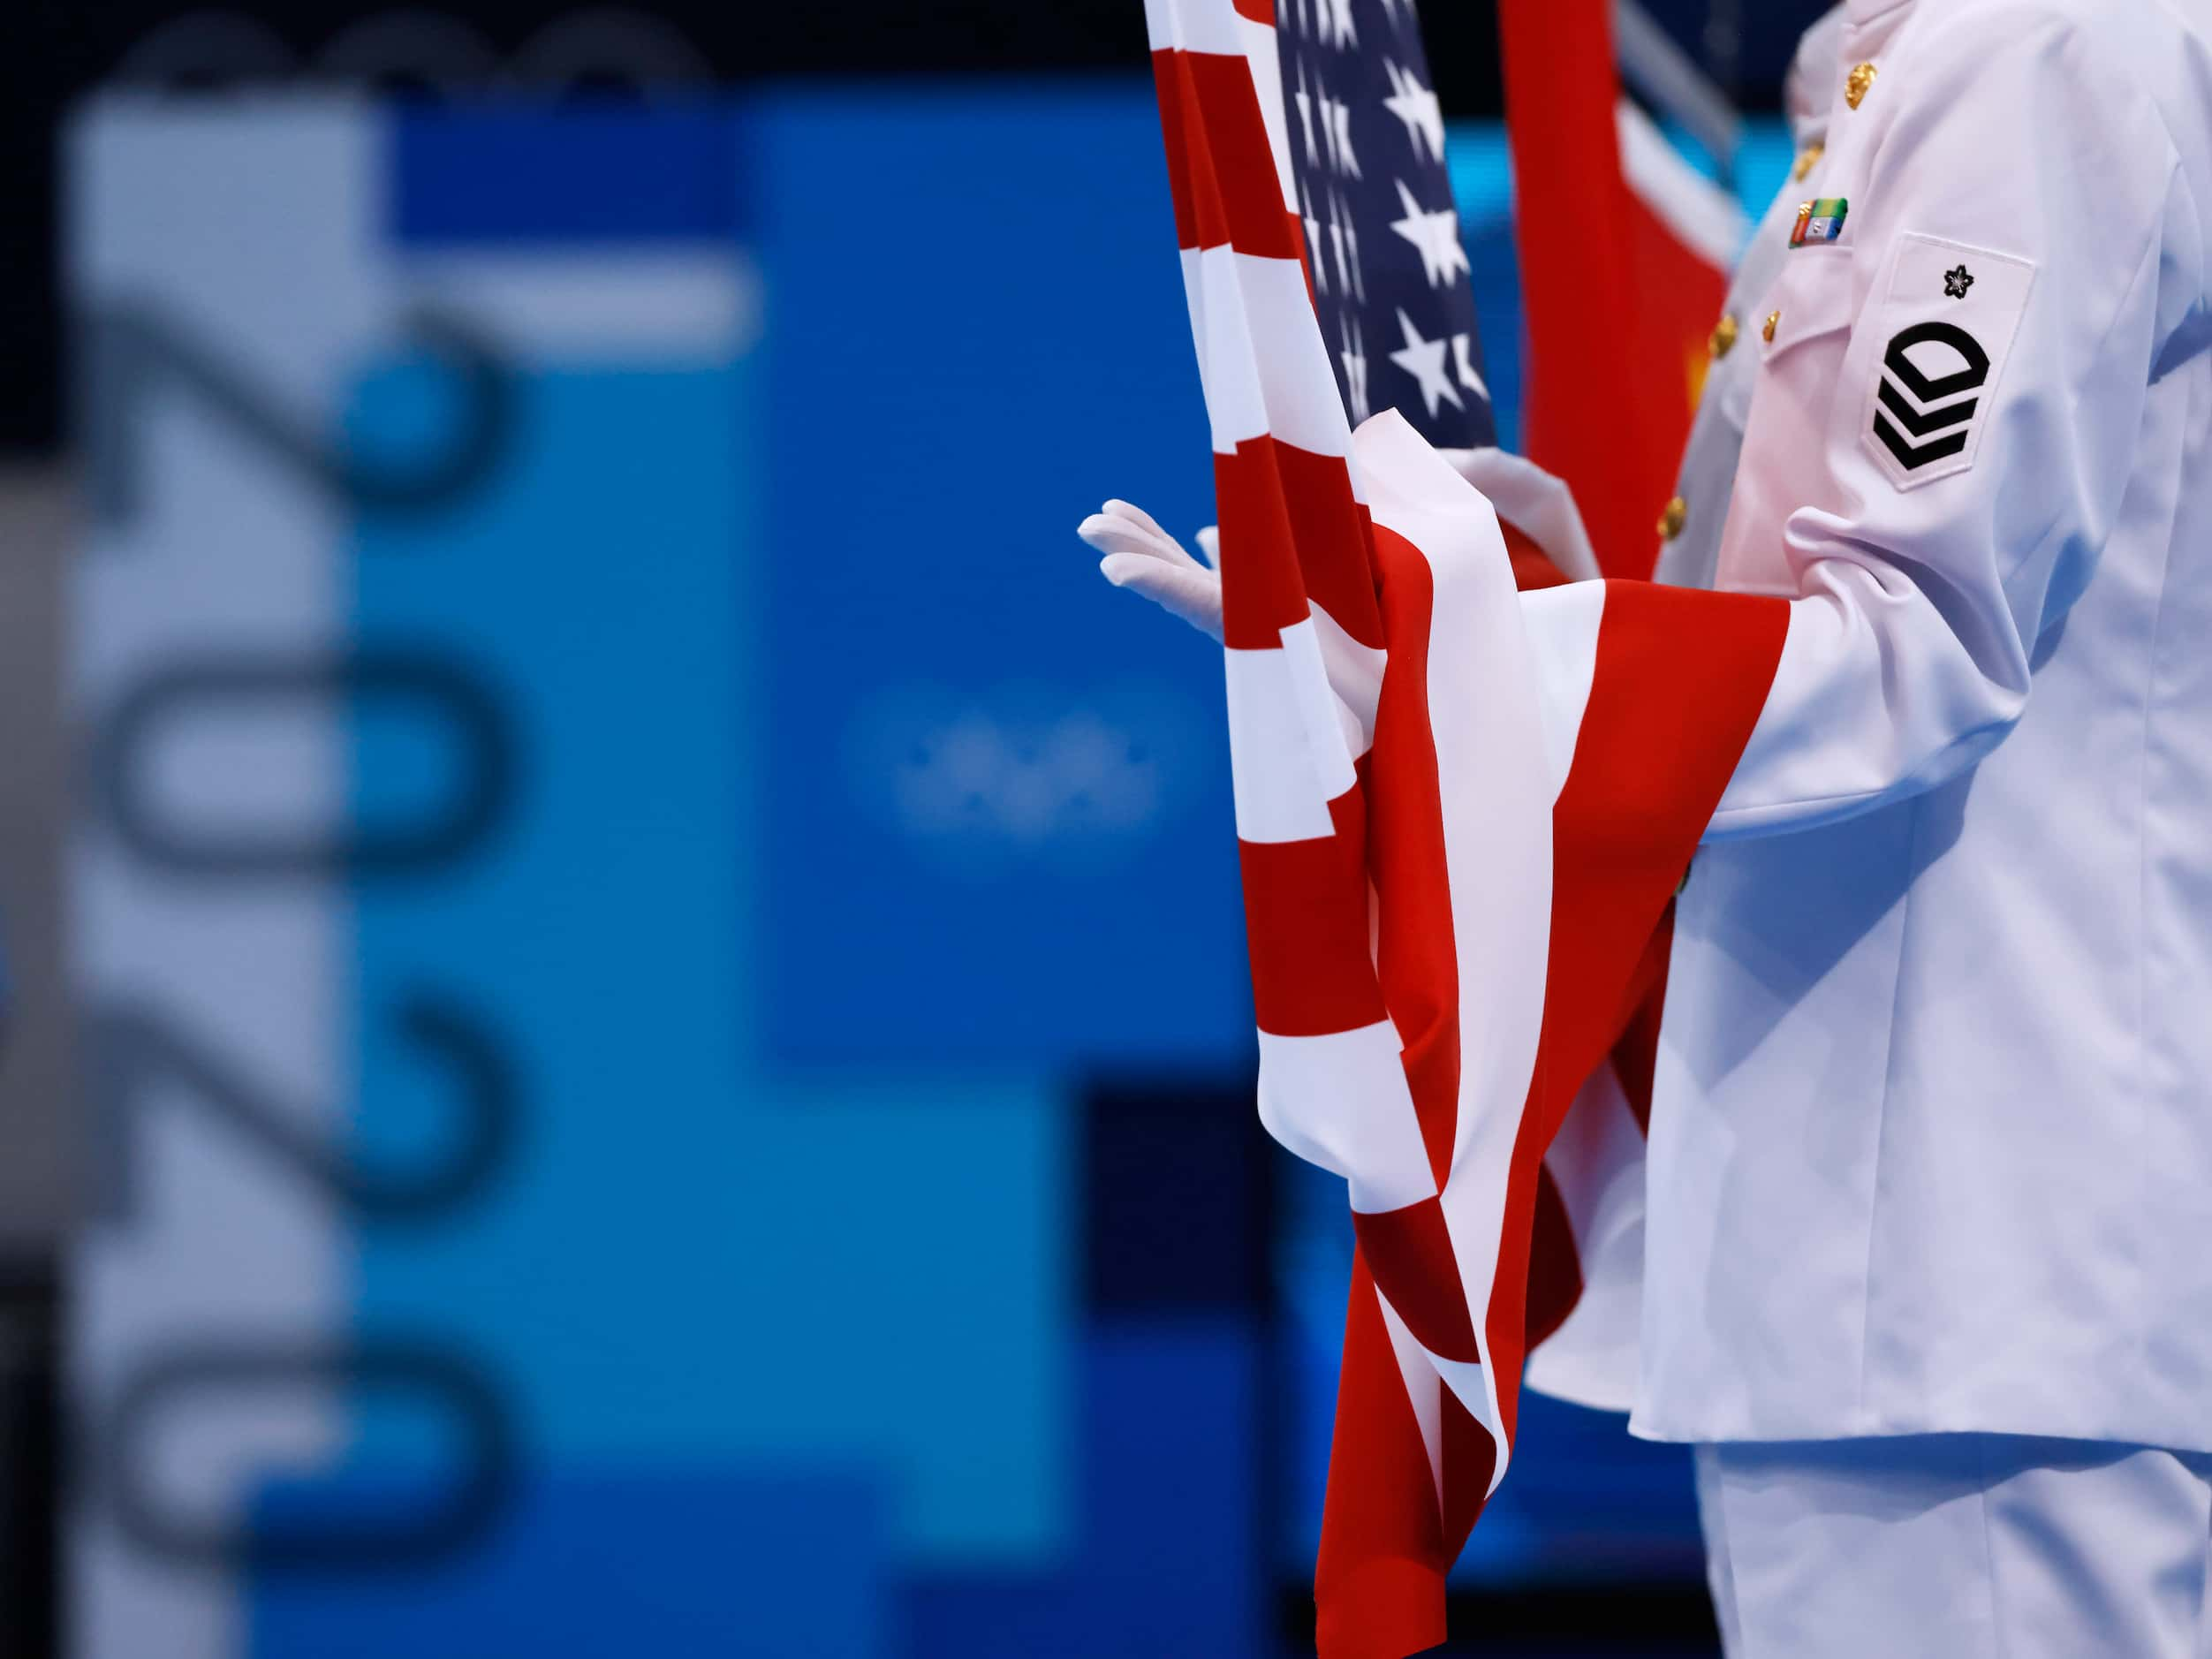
[1142,2,1786,1652]
[1500,0,1740,578]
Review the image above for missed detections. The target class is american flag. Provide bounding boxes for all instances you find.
[1140,2,1791,1652]
[1275,0,1496,447]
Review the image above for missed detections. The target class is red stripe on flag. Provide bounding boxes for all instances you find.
[1238,789,1387,1036]
[1163,49,1234,252]
[1149,49,1200,252]
[1365,524,1462,1193]
[1481,581,1789,1453]
[1231,0,1276,20]
[1610,912,1671,1134]
[1437,1390,1496,1577]
[1502,519,1573,591]
[1352,1196,1480,1365]
[1316,1286,1498,1659]
[1215,438,1329,648]
[1184,51,1303,259]
[1315,1250,1452,1659]
[1278,442,1385,648]
[1523,1165,1584,1352]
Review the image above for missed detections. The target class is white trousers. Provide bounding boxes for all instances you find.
[1695,1436,2212,1658]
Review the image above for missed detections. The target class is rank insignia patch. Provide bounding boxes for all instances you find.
[1872,321,1988,473]
[1862,232,2038,489]
[1791,197,1848,247]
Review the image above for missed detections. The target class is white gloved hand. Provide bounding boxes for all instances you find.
[1079,496,1380,758]
[1078,499,1223,642]
[1080,451,1595,648]
[1439,446,1602,584]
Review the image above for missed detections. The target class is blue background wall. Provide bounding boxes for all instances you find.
[77,84,1798,1657]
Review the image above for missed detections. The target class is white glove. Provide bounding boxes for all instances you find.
[1079,451,1596,645]
[1078,499,1223,642]
[1439,446,1602,583]
[1079,496,1380,757]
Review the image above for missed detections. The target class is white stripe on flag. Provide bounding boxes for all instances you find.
[1519,580,1605,799]
[1376,1288,1446,1506]
[1242,248,1351,455]
[1310,601,1385,761]
[1237,11,1299,217]
[1198,246,1269,454]
[1223,617,1355,844]
[1153,0,1253,57]
[1430,1351,1510,1486]
[1257,1020,1435,1213]
[1283,613,1359,799]
[1198,246,1352,457]
[1179,246,1210,425]
[1352,409,1557,1496]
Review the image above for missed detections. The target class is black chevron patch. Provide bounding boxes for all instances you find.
[1873,320,1989,473]
[1874,410,1970,470]
[1876,376,1975,436]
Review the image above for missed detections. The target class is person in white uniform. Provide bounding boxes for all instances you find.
[1654,5,1846,596]
[1635,0,2212,1652]
[1085,0,2212,1651]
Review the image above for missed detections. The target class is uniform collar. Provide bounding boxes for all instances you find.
[1839,0,1917,87]
[1786,6,1850,148]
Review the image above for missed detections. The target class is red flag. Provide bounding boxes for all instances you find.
[1143,3,1785,1652]
[1500,0,1731,578]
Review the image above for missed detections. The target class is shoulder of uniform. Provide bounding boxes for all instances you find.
[1890,0,2178,157]
[1922,0,2127,37]
[1908,0,2166,89]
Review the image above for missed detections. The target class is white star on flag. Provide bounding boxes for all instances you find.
[1326,189,1352,295]
[1452,332,1488,398]
[1329,94,1360,177]
[1334,186,1366,300]
[1341,315,1370,423]
[1302,181,1328,292]
[1314,91,1360,178]
[1267,0,1496,449]
[1389,307,1463,418]
[1381,59,1445,164]
[1389,178,1469,289]
[1293,58,1320,165]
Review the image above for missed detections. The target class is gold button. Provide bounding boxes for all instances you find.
[1846,61,1877,110]
[1762,309,1780,344]
[1708,314,1740,360]
[1793,142,1824,182]
[1657,496,1687,542]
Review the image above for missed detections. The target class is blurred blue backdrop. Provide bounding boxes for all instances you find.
[67,80,1796,1659]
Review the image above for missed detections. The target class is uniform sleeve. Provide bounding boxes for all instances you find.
[1703,7,2183,841]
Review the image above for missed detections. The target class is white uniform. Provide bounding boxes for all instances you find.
[1654,5,1846,594]
[1696,1436,2212,1658]
[1626,0,2212,1648]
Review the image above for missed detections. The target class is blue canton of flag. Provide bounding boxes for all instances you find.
[1276,0,1495,448]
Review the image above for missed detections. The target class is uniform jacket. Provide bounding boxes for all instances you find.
[1637,0,2212,1451]
[1654,6,1846,593]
